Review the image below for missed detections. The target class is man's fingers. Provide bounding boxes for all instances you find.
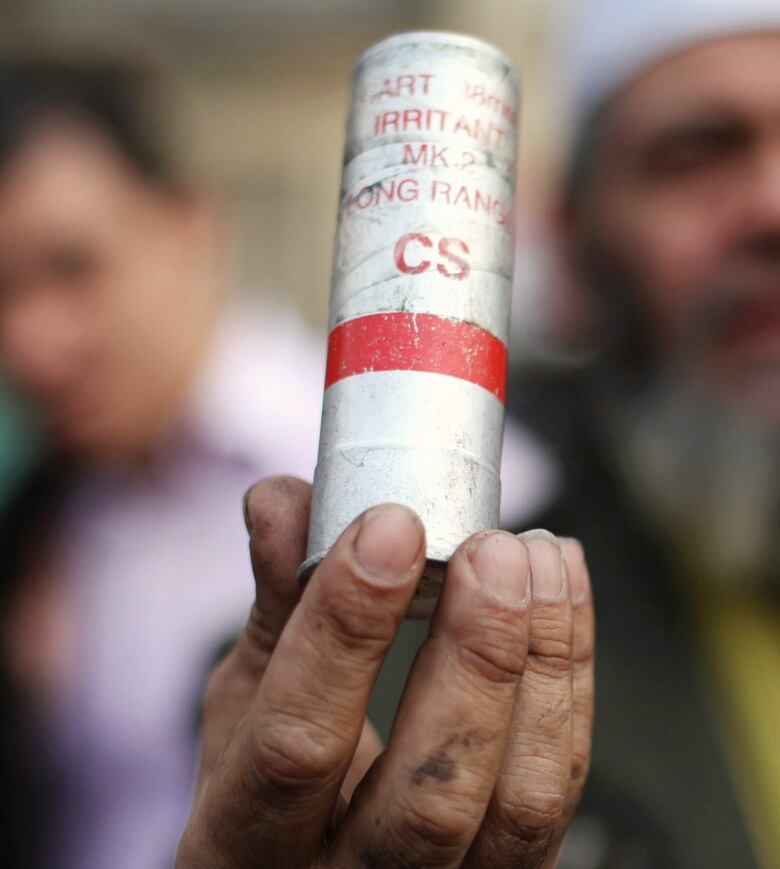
[198,476,311,783]
[547,538,595,863]
[465,530,574,869]
[241,476,312,677]
[190,503,425,869]
[328,530,532,869]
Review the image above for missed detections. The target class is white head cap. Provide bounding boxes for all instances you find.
[571,0,780,123]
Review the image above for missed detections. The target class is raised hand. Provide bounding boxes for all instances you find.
[177,476,594,869]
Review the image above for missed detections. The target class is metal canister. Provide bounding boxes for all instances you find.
[302,31,519,616]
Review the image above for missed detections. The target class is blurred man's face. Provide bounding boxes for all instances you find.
[578,33,780,421]
[0,122,218,460]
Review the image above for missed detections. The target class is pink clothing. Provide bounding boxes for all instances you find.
[44,306,325,869]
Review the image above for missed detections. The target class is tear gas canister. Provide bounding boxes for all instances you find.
[301,31,520,617]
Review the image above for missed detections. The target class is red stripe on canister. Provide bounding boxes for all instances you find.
[325,312,507,403]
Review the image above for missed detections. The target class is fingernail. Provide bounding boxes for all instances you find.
[468,532,530,606]
[354,504,423,586]
[242,487,253,532]
[561,537,588,604]
[521,529,564,601]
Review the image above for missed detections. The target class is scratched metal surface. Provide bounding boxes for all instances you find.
[304,31,519,617]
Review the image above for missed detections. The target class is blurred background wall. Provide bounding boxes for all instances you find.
[3,0,570,327]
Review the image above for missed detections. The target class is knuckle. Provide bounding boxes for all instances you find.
[310,581,399,658]
[484,827,552,869]
[531,614,572,647]
[457,637,526,687]
[526,651,573,683]
[497,789,564,841]
[529,655,571,683]
[453,609,528,687]
[251,713,345,792]
[395,792,481,856]
[528,618,573,669]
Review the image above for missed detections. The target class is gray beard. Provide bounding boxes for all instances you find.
[603,367,780,591]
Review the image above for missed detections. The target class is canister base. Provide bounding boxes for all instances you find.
[298,556,446,620]
[407,559,445,618]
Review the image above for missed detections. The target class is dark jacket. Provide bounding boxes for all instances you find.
[0,459,74,869]
[510,368,759,869]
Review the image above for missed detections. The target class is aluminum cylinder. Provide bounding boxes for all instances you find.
[302,31,520,617]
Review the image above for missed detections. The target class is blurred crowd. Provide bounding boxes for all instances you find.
[0,1,778,868]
